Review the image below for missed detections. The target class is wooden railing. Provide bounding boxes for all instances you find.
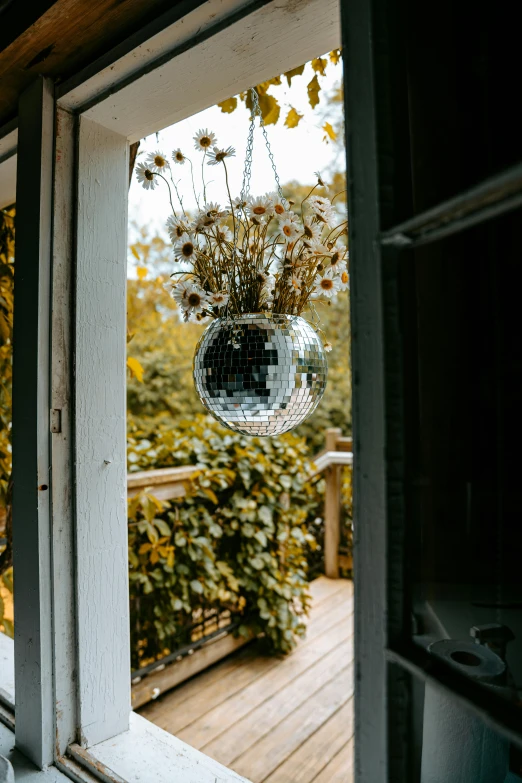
[128,428,352,706]
[127,428,352,579]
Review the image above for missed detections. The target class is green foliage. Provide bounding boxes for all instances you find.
[127,416,321,669]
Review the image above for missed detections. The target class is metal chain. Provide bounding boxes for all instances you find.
[226,88,286,327]
[240,88,286,204]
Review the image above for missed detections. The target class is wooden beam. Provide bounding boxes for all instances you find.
[12,75,54,768]
[0,0,209,128]
[79,0,340,141]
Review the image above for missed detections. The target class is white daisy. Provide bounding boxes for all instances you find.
[313,268,341,298]
[174,233,197,261]
[266,192,286,216]
[232,196,247,211]
[181,285,209,315]
[337,268,350,291]
[279,217,299,240]
[309,240,330,256]
[172,149,186,165]
[317,206,337,227]
[209,291,229,309]
[193,128,217,151]
[302,221,322,243]
[171,281,192,308]
[287,273,302,294]
[211,225,233,245]
[162,279,175,296]
[135,162,157,190]
[207,146,236,165]
[309,195,331,212]
[309,195,336,226]
[166,215,190,242]
[146,151,169,172]
[329,242,348,268]
[248,195,274,219]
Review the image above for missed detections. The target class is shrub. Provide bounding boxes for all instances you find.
[128,415,322,670]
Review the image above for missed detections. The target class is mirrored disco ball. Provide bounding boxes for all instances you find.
[193,313,327,436]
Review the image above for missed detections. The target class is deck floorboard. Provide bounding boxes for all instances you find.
[139,577,353,782]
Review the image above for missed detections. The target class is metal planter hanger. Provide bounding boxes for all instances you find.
[192,88,328,436]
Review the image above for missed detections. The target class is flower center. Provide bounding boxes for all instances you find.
[154,155,166,167]
[145,169,154,181]
[274,204,285,214]
[216,152,226,162]
[175,152,183,161]
[321,278,334,290]
[253,206,266,215]
[182,242,194,257]
[331,251,340,265]
[304,225,313,238]
[341,271,349,283]
[283,225,293,236]
[200,136,211,147]
[188,292,201,307]
[175,227,183,237]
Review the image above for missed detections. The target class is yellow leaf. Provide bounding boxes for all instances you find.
[256,77,282,96]
[307,75,321,109]
[284,107,303,129]
[323,122,337,141]
[258,93,280,125]
[218,97,238,114]
[131,245,140,260]
[139,543,152,554]
[150,550,159,565]
[329,49,342,65]
[202,487,219,504]
[127,356,144,383]
[167,550,175,568]
[137,266,148,280]
[284,64,305,86]
[311,57,327,76]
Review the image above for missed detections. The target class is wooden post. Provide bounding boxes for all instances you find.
[324,428,342,579]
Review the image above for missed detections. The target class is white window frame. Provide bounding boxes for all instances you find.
[0,0,341,780]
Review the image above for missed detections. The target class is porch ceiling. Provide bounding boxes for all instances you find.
[0,0,189,128]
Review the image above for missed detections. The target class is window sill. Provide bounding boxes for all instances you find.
[1,712,251,783]
[0,722,68,782]
[66,713,251,783]
[1,632,249,783]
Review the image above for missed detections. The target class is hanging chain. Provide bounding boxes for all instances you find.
[240,88,286,204]
[226,88,286,328]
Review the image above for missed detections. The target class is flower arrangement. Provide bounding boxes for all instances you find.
[135,126,348,347]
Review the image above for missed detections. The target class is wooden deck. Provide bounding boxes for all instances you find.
[140,577,354,783]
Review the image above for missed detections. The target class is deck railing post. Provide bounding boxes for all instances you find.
[324,428,342,578]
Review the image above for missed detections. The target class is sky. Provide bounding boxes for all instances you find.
[128,56,344,257]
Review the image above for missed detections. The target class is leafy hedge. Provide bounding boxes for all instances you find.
[128,415,323,670]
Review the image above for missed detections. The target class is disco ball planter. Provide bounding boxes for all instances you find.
[193,313,328,436]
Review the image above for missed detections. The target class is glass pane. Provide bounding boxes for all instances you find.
[404,208,522,716]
